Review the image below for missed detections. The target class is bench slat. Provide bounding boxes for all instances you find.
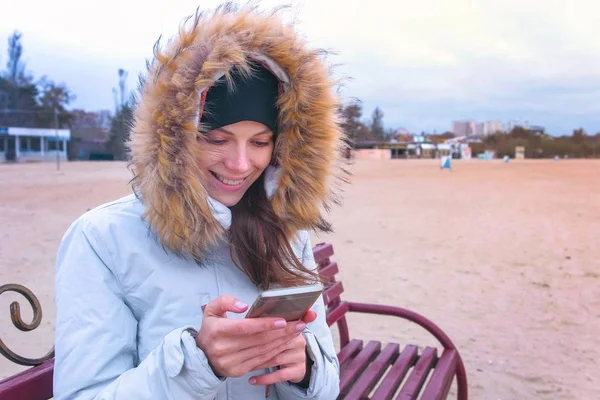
[0,359,54,400]
[313,243,334,263]
[323,281,344,306]
[338,339,364,369]
[344,343,400,400]
[395,347,437,400]
[340,341,382,397]
[326,301,349,326]
[419,349,458,400]
[319,261,339,278]
[371,344,419,400]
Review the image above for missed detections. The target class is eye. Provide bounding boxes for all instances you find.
[202,137,226,145]
[253,140,271,148]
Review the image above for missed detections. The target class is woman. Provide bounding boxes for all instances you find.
[53,4,347,400]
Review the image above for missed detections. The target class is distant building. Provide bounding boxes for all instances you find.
[68,110,114,161]
[476,122,485,136]
[484,120,504,135]
[71,109,111,141]
[392,127,412,142]
[453,119,505,137]
[394,127,411,136]
[1,126,70,163]
[452,120,477,137]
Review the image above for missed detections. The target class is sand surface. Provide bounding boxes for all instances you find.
[1,159,598,399]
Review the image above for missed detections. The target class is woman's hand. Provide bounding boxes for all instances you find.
[196,295,306,379]
[248,310,318,386]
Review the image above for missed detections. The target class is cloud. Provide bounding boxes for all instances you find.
[1,0,599,134]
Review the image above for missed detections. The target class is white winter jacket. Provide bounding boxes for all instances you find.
[53,194,340,399]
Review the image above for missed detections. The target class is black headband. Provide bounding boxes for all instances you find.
[199,63,280,134]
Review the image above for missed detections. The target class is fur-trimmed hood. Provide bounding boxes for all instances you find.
[128,4,347,260]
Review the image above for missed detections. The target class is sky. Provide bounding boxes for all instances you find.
[2,0,600,135]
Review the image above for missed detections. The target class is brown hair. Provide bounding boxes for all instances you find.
[229,173,330,289]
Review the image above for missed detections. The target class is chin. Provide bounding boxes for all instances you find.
[211,193,245,207]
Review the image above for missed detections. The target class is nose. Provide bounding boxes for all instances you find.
[223,144,250,173]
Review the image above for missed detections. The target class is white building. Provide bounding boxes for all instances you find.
[476,122,485,136]
[453,120,505,137]
[0,127,70,163]
[452,120,478,137]
[484,120,504,135]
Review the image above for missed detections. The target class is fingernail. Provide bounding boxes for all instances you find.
[235,300,248,309]
[249,377,257,385]
[295,322,306,332]
[274,320,286,328]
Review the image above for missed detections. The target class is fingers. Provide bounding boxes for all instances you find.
[302,310,317,324]
[250,334,306,371]
[250,362,306,386]
[202,329,300,378]
[234,320,306,352]
[203,295,248,317]
[211,326,297,357]
[250,347,305,372]
[213,317,306,340]
[241,330,301,364]
[236,331,301,370]
[207,319,306,362]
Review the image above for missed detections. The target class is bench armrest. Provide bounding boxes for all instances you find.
[345,301,468,400]
[346,301,456,350]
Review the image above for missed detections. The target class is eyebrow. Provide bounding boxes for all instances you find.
[215,127,273,136]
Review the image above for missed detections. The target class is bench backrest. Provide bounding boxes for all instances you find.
[313,242,351,349]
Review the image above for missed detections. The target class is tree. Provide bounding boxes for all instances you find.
[509,126,530,139]
[36,77,76,127]
[340,101,365,144]
[0,31,78,131]
[108,104,133,161]
[0,75,37,110]
[0,32,45,128]
[5,31,29,85]
[112,68,128,114]
[370,107,385,140]
[108,69,132,160]
[572,128,586,144]
[0,32,38,123]
[427,131,456,143]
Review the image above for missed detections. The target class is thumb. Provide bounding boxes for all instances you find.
[302,310,318,324]
[203,295,248,317]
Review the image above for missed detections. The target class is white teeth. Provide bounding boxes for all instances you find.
[214,173,244,186]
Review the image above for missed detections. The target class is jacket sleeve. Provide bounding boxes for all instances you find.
[273,232,341,399]
[53,216,225,400]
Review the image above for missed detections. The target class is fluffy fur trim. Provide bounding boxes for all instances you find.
[129,3,348,260]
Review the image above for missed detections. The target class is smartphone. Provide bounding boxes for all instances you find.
[245,283,324,321]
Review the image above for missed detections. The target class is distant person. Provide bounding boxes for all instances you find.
[53,4,345,399]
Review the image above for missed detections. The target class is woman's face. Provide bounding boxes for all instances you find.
[197,120,274,207]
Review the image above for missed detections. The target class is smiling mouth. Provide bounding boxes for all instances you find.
[210,171,247,186]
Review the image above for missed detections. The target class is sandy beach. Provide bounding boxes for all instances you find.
[1,159,598,399]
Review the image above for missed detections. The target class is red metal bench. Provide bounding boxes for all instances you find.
[313,243,468,400]
[0,243,468,399]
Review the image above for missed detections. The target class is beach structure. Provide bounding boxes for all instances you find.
[0,127,70,163]
[440,155,452,170]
